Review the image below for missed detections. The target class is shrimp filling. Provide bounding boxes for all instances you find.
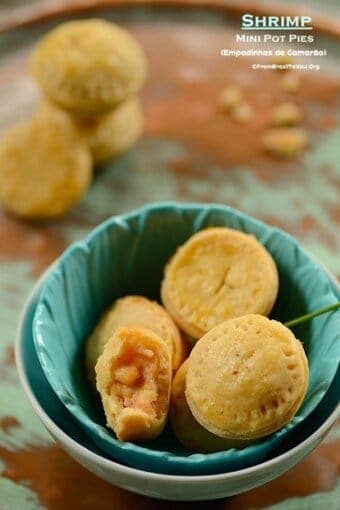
[110,341,166,419]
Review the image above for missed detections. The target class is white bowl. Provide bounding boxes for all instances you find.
[16,275,339,501]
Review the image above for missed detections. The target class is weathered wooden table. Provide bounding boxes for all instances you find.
[0,1,339,508]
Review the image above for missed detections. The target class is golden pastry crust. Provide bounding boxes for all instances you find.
[171,360,249,452]
[95,326,171,442]
[30,20,147,115]
[38,97,144,165]
[86,295,185,385]
[161,228,279,339]
[0,118,92,219]
[186,315,308,440]
[261,128,308,158]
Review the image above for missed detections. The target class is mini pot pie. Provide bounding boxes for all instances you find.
[171,360,249,452]
[186,315,308,440]
[38,97,144,165]
[30,20,147,116]
[161,227,279,340]
[95,326,171,442]
[0,117,92,219]
[86,295,186,384]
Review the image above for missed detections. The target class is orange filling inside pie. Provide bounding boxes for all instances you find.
[111,342,164,419]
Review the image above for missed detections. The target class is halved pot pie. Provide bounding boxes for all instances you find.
[171,360,249,452]
[86,295,185,385]
[95,326,171,442]
[186,314,308,440]
[161,227,279,340]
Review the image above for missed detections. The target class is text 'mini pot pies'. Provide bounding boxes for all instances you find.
[186,315,309,441]
[95,326,172,442]
[161,227,279,340]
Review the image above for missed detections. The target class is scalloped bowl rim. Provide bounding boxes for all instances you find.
[32,201,340,470]
[16,271,340,482]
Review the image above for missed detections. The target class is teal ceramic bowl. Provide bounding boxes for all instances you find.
[17,279,339,500]
[33,202,340,475]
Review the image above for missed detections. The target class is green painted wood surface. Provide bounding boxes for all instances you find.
[0,2,339,508]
